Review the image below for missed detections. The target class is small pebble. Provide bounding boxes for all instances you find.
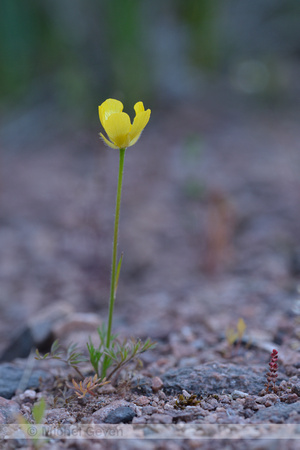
[134,396,150,407]
[142,405,157,415]
[206,413,219,423]
[291,384,300,396]
[231,390,249,400]
[104,406,136,424]
[164,403,175,411]
[265,400,274,407]
[152,376,163,392]
[98,384,116,394]
[158,390,167,400]
[135,407,142,417]
[0,397,21,424]
[21,405,31,414]
[219,395,231,404]
[279,393,298,404]
[132,416,147,424]
[243,396,260,411]
[256,394,278,405]
[182,390,191,398]
[151,413,173,424]
[19,390,37,401]
[216,407,226,413]
[207,398,219,409]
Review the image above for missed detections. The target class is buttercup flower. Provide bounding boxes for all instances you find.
[99,98,151,149]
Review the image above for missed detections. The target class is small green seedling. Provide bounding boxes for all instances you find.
[18,398,47,448]
[88,328,155,381]
[36,340,87,379]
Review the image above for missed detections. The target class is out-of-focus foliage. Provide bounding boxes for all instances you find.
[175,0,221,71]
[105,1,151,108]
[0,0,299,117]
[0,0,58,100]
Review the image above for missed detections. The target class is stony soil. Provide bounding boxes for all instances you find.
[0,99,299,449]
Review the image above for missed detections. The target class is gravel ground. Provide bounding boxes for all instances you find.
[0,99,299,449]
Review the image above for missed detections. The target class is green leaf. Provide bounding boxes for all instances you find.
[87,340,103,376]
[101,355,113,374]
[51,340,60,354]
[114,252,123,296]
[32,398,46,424]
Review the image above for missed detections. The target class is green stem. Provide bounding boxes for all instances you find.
[102,147,126,378]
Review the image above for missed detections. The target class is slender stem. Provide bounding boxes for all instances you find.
[72,365,85,380]
[102,148,126,378]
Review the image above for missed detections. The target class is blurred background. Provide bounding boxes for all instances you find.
[1,0,300,128]
[0,0,300,358]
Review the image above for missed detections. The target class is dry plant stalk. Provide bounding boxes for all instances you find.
[68,374,109,398]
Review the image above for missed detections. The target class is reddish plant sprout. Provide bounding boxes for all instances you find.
[265,349,278,393]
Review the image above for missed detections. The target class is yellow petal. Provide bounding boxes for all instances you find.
[98,99,123,128]
[134,101,145,114]
[99,132,119,149]
[128,131,142,147]
[129,109,151,144]
[104,112,131,148]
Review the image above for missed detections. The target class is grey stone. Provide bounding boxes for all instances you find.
[0,397,20,423]
[131,376,153,396]
[162,363,269,395]
[0,363,52,399]
[29,302,73,347]
[252,402,300,423]
[292,384,300,397]
[166,409,195,422]
[150,413,173,424]
[92,400,136,423]
[142,406,157,415]
[0,327,34,362]
[104,406,136,424]
[231,390,249,399]
[0,303,74,362]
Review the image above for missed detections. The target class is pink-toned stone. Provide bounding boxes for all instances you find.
[53,313,102,338]
[132,416,147,424]
[279,393,298,404]
[29,302,74,346]
[152,376,163,392]
[0,397,20,424]
[45,408,75,424]
[53,312,103,347]
[150,413,172,424]
[256,394,279,405]
[134,396,150,406]
[98,384,116,394]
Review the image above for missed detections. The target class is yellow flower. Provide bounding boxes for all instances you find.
[98,99,151,149]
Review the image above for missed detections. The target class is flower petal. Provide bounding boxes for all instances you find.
[128,131,142,147]
[134,101,145,115]
[129,109,151,144]
[98,99,123,128]
[104,112,131,149]
[99,133,119,149]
